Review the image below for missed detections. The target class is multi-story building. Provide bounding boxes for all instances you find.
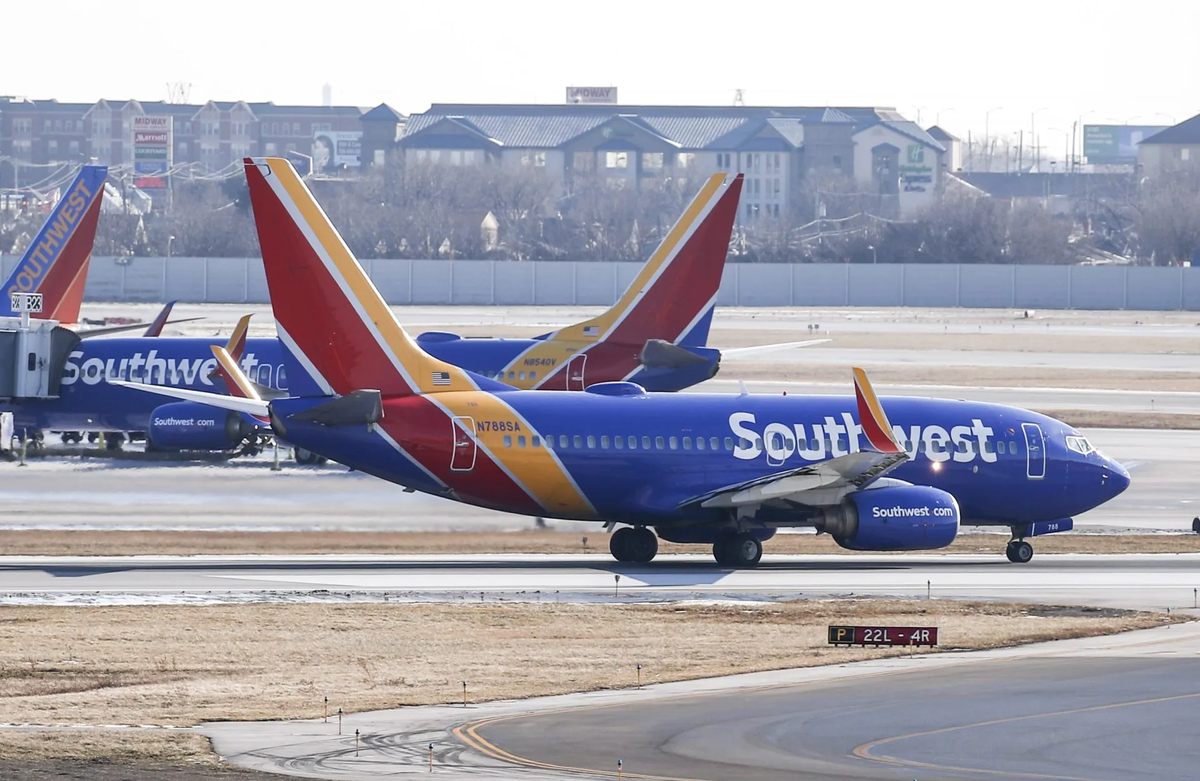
[1137,114,1200,178]
[397,104,946,218]
[0,96,406,188]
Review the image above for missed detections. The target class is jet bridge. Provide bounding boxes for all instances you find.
[0,293,81,401]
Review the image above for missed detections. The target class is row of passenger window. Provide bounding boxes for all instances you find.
[497,432,1025,456]
[501,434,739,451]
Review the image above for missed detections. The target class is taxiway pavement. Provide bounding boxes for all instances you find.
[201,621,1200,781]
[3,553,1199,610]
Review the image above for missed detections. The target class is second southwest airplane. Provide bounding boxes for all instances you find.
[121,158,1131,567]
[8,169,818,442]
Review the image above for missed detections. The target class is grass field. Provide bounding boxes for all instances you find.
[0,600,1176,763]
[3,529,1197,557]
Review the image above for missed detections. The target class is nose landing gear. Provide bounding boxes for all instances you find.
[1006,539,1034,563]
[713,532,763,568]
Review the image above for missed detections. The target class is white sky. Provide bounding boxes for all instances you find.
[7,0,1198,153]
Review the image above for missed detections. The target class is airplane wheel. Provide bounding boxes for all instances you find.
[627,527,658,563]
[60,432,83,445]
[610,527,636,563]
[1006,540,1034,563]
[713,533,762,568]
[105,433,126,451]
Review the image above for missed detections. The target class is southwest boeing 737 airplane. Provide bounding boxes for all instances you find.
[4,170,819,449]
[118,158,1131,566]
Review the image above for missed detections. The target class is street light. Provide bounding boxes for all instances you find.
[166,235,175,259]
[984,106,1004,172]
[1030,107,1050,168]
[868,244,877,264]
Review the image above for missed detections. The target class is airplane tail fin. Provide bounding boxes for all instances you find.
[225,313,252,362]
[243,157,482,398]
[2,165,107,324]
[548,172,741,349]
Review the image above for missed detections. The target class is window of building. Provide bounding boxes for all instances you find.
[1184,148,1192,161]
[676,152,694,168]
[716,152,730,169]
[605,151,628,169]
[643,152,663,169]
[265,142,277,155]
[832,154,842,169]
[521,151,546,167]
[53,120,62,132]
[293,122,301,135]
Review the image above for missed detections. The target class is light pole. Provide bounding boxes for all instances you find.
[166,235,175,259]
[1030,107,1050,169]
[984,107,1004,172]
[935,108,955,127]
[868,244,877,264]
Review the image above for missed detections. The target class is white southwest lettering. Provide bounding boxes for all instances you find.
[61,350,271,389]
[728,413,996,464]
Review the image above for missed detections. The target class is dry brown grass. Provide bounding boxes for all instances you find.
[3,529,1198,557]
[0,600,1173,763]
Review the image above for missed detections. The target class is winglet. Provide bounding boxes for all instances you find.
[141,301,176,337]
[212,345,261,402]
[853,367,902,454]
[225,314,252,362]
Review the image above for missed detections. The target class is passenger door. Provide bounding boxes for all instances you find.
[450,416,477,472]
[566,354,587,391]
[1022,422,1045,480]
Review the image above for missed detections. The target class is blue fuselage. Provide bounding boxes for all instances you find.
[274,390,1128,531]
[3,335,718,432]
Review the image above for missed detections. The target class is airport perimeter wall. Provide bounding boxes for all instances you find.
[4,256,1200,310]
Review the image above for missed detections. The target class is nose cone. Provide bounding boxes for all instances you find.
[1098,456,1131,502]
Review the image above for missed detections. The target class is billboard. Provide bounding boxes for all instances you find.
[312,131,361,172]
[132,115,173,188]
[566,86,618,104]
[1084,124,1168,164]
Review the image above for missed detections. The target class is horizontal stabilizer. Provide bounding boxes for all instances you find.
[288,389,382,427]
[108,380,270,418]
[639,339,710,368]
[720,338,831,359]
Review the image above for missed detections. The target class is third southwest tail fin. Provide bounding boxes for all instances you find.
[243,157,485,398]
[546,172,742,349]
[2,165,107,324]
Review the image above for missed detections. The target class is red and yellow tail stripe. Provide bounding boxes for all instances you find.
[499,173,740,389]
[853,367,902,454]
[245,157,476,397]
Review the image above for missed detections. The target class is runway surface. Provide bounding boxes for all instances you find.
[201,621,1200,781]
[3,553,1199,609]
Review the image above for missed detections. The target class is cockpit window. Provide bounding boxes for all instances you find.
[1065,435,1094,455]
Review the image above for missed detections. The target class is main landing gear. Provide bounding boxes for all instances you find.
[1006,539,1034,563]
[609,526,658,563]
[713,532,763,568]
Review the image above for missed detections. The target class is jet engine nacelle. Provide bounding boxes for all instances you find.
[147,401,249,451]
[817,485,959,551]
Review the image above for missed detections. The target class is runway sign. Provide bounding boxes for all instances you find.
[828,625,938,647]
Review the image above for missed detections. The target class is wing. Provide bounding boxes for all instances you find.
[720,338,831,359]
[680,367,908,510]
